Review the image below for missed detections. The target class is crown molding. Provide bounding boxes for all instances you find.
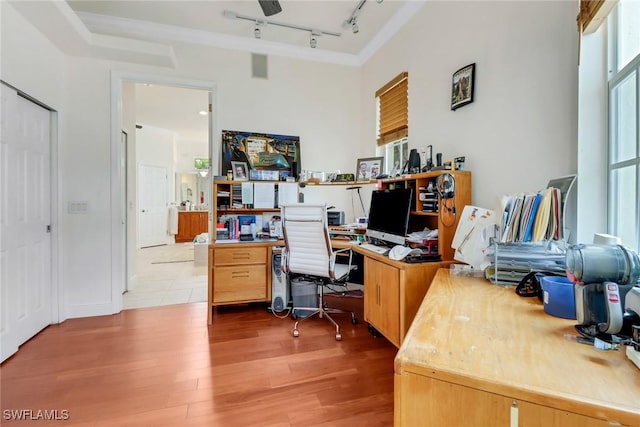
[77,1,426,68]
[8,0,176,68]
[11,0,424,69]
[78,11,361,67]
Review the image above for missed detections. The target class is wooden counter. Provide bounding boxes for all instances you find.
[176,210,208,243]
[394,269,640,427]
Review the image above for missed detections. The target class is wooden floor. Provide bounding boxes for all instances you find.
[0,303,397,426]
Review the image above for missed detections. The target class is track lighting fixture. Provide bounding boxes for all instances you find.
[310,32,319,48]
[343,0,382,34]
[224,10,339,49]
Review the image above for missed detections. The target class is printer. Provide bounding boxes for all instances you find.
[327,211,345,226]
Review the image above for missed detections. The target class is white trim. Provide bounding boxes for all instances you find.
[110,71,218,315]
[66,302,115,320]
[49,110,62,323]
[78,3,426,67]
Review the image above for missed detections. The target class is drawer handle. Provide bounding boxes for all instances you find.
[232,254,251,259]
[231,271,250,278]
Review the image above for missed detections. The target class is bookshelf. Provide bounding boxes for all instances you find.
[208,180,291,324]
[378,170,472,261]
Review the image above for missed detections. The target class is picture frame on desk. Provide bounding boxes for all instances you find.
[451,63,475,111]
[231,161,249,181]
[356,156,383,181]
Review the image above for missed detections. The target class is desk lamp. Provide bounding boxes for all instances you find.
[346,186,367,219]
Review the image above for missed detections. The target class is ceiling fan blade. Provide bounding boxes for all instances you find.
[258,0,282,16]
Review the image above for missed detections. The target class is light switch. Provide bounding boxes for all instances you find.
[67,201,89,214]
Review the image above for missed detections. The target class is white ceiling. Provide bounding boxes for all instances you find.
[66,0,414,57]
[42,1,421,143]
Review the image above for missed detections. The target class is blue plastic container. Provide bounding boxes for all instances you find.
[540,276,576,319]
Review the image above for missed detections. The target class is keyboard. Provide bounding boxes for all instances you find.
[359,243,390,255]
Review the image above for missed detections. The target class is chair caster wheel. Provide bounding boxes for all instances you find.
[293,329,299,337]
[351,316,358,325]
[335,333,342,341]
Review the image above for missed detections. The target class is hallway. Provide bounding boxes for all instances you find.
[124,243,208,309]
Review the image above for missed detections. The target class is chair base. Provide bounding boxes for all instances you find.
[292,282,357,341]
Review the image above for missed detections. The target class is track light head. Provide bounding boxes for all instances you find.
[351,19,359,34]
[310,34,317,48]
[254,23,261,39]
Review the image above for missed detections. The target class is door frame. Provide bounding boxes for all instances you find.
[110,72,217,314]
[0,80,61,324]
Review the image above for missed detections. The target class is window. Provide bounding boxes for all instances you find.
[377,137,408,176]
[376,72,408,175]
[608,0,640,251]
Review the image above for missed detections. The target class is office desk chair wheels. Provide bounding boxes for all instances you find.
[292,308,345,341]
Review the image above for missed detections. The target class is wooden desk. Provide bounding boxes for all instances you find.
[394,269,640,426]
[347,243,452,348]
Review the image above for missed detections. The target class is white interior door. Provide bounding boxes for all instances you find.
[137,164,168,248]
[0,84,52,363]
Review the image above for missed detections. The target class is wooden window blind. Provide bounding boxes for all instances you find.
[577,0,618,34]
[376,72,408,146]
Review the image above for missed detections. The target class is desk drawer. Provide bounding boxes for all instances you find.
[213,265,267,303]
[214,247,267,266]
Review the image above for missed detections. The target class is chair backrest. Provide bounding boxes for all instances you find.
[281,203,332,278]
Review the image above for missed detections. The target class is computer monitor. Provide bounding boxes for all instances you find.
[366,188,413,246]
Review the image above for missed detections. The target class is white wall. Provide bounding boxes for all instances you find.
[2,1,593,320]
[361,1,579,213]
[175,138,208,173]
[2,1,363,319]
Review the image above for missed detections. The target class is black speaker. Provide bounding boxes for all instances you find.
[290,161,298,180]
[259,0,282,16]
[408,149,421,173]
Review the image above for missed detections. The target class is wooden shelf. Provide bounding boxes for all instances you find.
[378,170,472,261]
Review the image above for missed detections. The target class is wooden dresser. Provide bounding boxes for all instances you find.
[394,269,640,426]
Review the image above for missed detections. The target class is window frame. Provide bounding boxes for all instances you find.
[607,3,640,251]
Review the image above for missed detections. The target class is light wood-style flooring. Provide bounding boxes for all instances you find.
[1,303,396,426]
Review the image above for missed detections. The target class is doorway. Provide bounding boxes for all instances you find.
[111,73,217,312]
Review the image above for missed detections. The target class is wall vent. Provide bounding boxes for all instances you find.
[252,54,268,79]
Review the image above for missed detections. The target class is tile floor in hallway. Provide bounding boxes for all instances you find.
[123,242,208,310]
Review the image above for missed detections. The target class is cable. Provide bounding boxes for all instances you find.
[269,306,292,319]
[439,197,456,227]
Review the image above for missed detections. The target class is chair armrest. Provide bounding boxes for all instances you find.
[329,247,353,280]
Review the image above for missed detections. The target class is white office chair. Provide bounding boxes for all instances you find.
[280,203,357,340]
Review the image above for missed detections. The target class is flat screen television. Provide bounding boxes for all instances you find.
[366,188,413,246]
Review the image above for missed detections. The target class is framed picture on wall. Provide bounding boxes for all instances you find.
[451,63,476,111]
[356,156,384,181]
[221,130,301,181]
[231,161,249,181]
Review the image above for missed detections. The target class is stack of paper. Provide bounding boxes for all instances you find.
[498,187,562,243]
